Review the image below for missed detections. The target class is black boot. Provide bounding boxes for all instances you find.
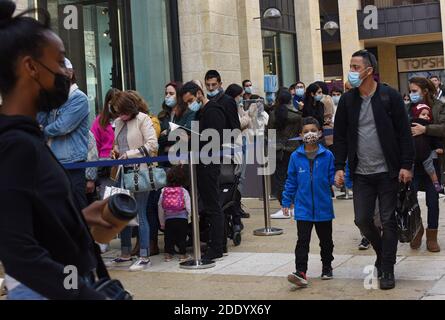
[375,257,382,279]
[380,272,395,290]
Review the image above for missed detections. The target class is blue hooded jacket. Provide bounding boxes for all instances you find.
[282,144,335,222]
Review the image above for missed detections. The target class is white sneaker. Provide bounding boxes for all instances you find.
[271,209,292,219]
[129,258,152,272]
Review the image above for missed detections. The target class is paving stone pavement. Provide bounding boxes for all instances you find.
[102,193,445,300]
[2,192,445,300]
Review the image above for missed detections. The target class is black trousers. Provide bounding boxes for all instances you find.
[353,173,399,273]
[295,220,334,273]
[197,164,224,256]
[66,168,88,212]
[274,151,292,206]
[165,218,188,255]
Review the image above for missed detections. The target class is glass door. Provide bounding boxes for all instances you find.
[45,0,130,119]
[82,1,113,116]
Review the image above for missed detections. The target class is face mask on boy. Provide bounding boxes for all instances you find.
[303,132,321,145]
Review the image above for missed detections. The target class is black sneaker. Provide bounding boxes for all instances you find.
[358,238,371,250]
[223,246,229,257]
[380,272,396,290]
[321,267,334,280]
[287,271,308,287]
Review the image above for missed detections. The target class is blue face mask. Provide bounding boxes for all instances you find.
[410,93,422,104]
[348,71,363,88]
[207,88,221,98]
[332,96,341,105]
[244,87,252,94]
[296,88,305,97]
[165,96,176,108]
[315,94,323,102]
[189,100,202,112]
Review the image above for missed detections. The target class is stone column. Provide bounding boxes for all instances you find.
[294,0,324,85]
[440,0,445,62]
[378,44,399,90]
[178,0,242,86]
[237,0,264,94]
[338,0,364,83]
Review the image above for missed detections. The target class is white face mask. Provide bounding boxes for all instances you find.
[303,132,321,145]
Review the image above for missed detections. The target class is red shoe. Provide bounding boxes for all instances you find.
[288,271,308,287]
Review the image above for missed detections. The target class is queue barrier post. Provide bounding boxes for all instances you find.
[180,151,216,270]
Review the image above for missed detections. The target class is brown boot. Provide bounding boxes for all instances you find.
[410,224,424,250]
[426,229,441,253]
[150,239,160,256]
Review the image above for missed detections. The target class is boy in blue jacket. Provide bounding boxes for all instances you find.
[282,117,336,288]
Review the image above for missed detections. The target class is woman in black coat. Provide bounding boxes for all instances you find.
[302,83,325,128]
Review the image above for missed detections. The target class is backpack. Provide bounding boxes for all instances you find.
[162,187,185,213]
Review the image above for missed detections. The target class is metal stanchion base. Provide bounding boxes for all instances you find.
[180,259,216,270]
[254,227,284,236]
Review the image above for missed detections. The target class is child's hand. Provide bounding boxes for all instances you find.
[437,149,444,155]
[335,170,345,188]
[160,225,165,230]
[282,208,290,217]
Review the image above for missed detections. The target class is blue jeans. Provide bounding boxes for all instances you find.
[120,192,150,257]
[7,284,47,300]
[237,136,248,194]
[147,190,161,241]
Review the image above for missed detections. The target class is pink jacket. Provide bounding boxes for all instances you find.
[91,115,115,159]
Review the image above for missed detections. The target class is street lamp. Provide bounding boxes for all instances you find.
[253,7,282,20]
[319,21,340,36]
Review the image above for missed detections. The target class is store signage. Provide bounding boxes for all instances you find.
[398,56,444,72]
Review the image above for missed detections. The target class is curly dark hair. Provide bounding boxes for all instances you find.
[166,165,189,187]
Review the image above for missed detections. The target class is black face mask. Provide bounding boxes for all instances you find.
[34,61,71,113]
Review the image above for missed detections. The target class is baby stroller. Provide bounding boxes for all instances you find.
[187,164,242,248]
[219,164,242,247]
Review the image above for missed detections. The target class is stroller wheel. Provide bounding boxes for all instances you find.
[233,232,242,247]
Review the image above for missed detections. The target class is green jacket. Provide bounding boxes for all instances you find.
[426,99,445,138]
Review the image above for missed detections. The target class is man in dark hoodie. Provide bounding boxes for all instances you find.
[0,1,112,300]
[180,81,227,261]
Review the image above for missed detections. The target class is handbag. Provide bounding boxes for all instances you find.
[395,182,422,243]
[92,245,133,300]
[122,146,167,193]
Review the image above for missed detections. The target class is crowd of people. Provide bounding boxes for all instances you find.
[0,1,444,299]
